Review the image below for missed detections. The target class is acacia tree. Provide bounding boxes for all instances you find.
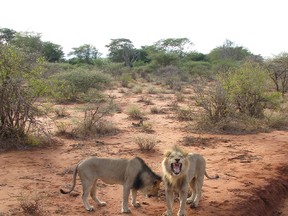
[0,28,16,44]
[106,38,138,67]
[209,39,252,62]
[154,38,194,57]
[42,41,64,62]
[10,31,43,55]
[266,53,288,96]
[68,44,101,64]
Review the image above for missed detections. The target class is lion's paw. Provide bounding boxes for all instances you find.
[162,211,173,216]
[86,206,94,211]
[122,208,131,214]
[132,202,141,208]
[98,201,106,206]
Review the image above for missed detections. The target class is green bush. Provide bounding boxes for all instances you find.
[180,61,212,77]
[54,69,111,101]
[194,62,283,132]
[219,62,278,117]
[0,44,53,148]
[127,105,145,119]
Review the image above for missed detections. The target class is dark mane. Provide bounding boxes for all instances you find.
[136,157,161,179]
[132,157,161,190]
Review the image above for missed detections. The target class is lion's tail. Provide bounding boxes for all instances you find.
[205,171,219,179]
[60,164,79,194]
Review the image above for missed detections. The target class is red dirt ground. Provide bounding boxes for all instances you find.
[0,85,287,216]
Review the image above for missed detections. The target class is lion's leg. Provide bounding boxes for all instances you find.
[131,189,140,207]
[163,187,174,216]
[190,176,204,208]
[187,178,196,204]
[121,184,131,213]
[90,180,106,206]
[81,178,94,211]
[178,188,188,216]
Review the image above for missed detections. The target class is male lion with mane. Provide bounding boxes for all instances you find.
[60,156,161,213]
[162,146,219,216]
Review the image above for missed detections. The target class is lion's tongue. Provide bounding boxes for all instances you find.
[173,163,181,174]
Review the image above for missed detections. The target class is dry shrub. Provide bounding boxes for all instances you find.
[132,86,143,94]
[147,86,158,94]
[194,115,269,134]
[175,92,185,102]
[74,99,119,138]
[140,122,154,133]
[127,105,145,120]
[55,121,73,137]
[54,106,69,118]
[265,106,288,130]
[94,120,120,137]
[138,96,154,105]
[150,106,165,114]
[134,135,157,151]
[18,193,46,216]
[176,108,194,121]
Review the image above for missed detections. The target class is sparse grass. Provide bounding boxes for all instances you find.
[94,120,120,137]
[193,114,270,134]
[150,106,165,114]
[140,122,154,133]
[167,101,179,111]
[118,88,126,93]
[134,135,157,151]
[176,108,194,121]
[127,105,145,119]
[36,102,54,116]
[265,108,288,130]
[138,96,154,105]
[132,86,143,94]
[147,86,158,94]
[175,92,185,102]
[54,107,69,118]
[55,121,72,137]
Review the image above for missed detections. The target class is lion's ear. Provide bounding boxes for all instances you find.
[164,150,171,157]
[183,152,189,157]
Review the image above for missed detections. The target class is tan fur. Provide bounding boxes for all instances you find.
[162,146,219,216]
[60,156,161,213]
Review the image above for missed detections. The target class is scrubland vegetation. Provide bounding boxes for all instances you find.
[1,28,288,150]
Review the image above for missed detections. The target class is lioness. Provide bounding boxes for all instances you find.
[60,156,162,213]
[162,146,219,216]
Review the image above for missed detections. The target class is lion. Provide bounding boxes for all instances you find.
[161,146,219,216]
[60,156,162,213]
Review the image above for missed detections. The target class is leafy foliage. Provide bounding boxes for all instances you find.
[154,38,193,57]
[194,62,282,132]
[266,52,288,96]
[68,44,101,64]
[0,28,16,43]
[219,62,276,117]
[0,44,50,146]
[106,38,138,67]
[54,68,111,101]
[42,41,64,62]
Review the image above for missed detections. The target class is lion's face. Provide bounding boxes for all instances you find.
[145,179,161,197]
[163,147,189,177]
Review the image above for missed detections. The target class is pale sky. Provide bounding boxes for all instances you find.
[1,0,287,58]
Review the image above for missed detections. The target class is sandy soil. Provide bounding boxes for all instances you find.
[0,85,287,216]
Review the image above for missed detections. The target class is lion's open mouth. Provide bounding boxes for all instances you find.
[171,162,182,175]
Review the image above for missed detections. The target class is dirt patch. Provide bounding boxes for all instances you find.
[235,168,288,216]
[0,86,288,216]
